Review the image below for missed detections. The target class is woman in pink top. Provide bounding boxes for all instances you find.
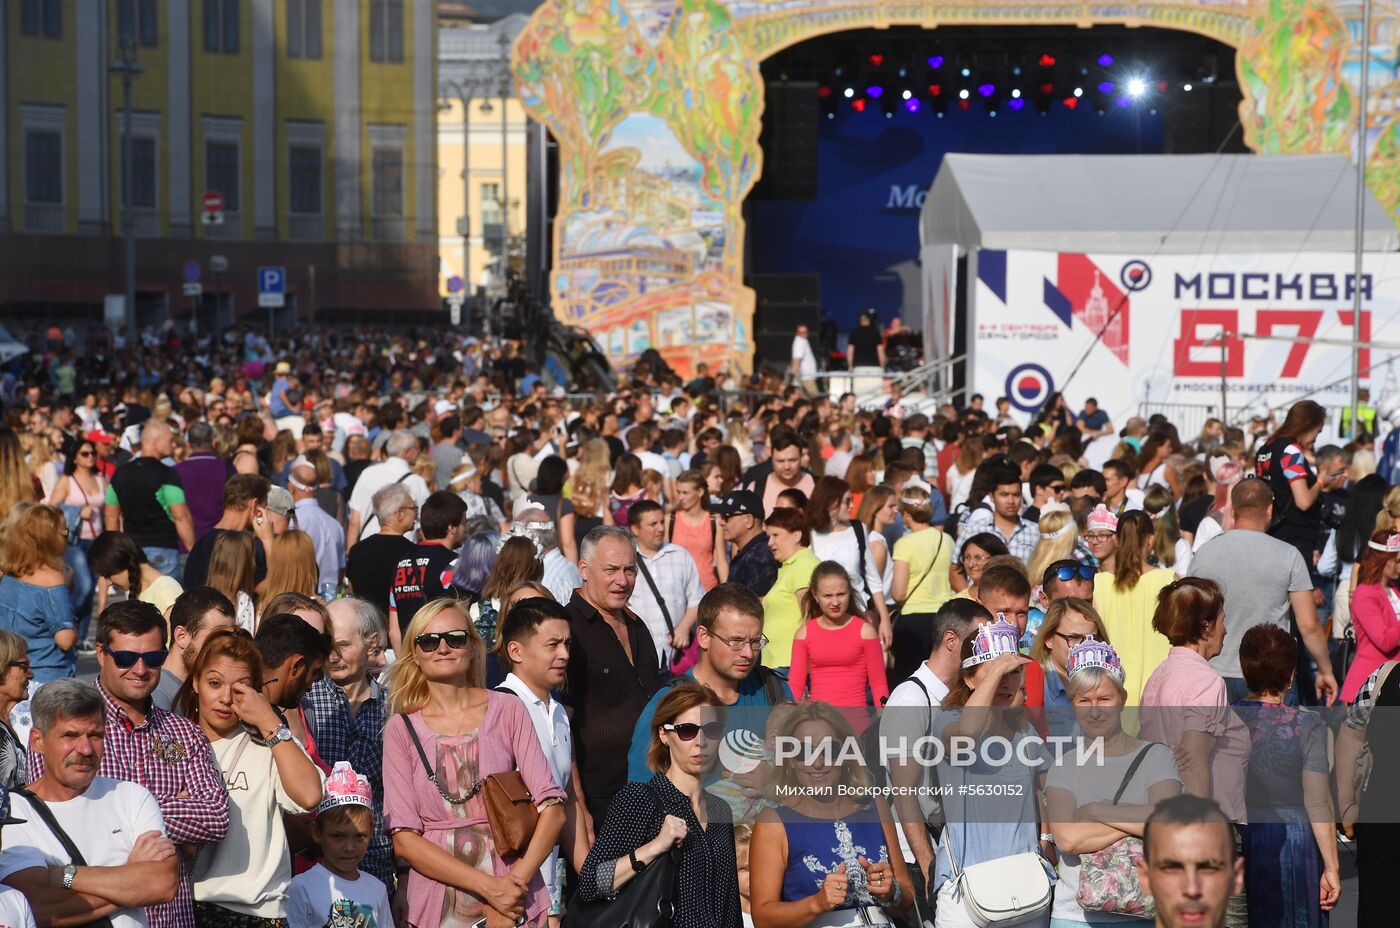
[1342,530,1400,703]
[789,561,890,710]
[384,598,566,928]
[668,469,723,589]
[1139,577,1251,825]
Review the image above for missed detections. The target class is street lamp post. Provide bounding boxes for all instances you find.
[499,31,511,297]
[444,81,474,303]
[110,34,142,347]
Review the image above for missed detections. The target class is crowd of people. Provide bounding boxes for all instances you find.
[0,325,1392,928]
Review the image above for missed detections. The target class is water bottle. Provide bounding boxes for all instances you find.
[318,581,337,604]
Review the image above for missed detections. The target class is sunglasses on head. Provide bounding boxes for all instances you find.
[102,646,169,669]
[415,630,472,652]
[1051,565,1096,583]
[662,722,724,741]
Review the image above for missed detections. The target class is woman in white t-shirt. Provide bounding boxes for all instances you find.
[1045,638,1181,925]
[179,627,326,927]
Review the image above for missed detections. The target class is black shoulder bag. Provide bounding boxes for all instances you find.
[563,782,678,928]
[17,790,117,928]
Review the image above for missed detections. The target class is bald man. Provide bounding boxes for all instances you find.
[289,459,346,590]
[104,420,196,579]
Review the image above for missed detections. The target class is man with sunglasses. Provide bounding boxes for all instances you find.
[1039,559,1096,609]
[1025,464,1069,524]
[27,602,230,928]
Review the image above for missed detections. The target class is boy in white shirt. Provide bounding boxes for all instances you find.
[286,763,393,928]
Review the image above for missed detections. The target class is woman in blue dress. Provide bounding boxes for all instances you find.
[1233,624,1340,928]
[751,701,913,927]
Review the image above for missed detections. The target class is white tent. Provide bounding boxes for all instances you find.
[920,152,1398,254]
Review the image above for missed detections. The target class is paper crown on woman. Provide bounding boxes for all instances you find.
[962,617,1022,669]
[317,761,374,816]
[1085,504,1119,534]
[1067,636,1125,684]
[1368,532,1400,553]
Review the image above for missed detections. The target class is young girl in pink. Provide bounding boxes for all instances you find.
[789,561,890,710]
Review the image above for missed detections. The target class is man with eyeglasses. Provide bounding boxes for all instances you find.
[624,584,791,795]
[27,602,229,928]
[343,484,418,620]
[1039,559,1096,609]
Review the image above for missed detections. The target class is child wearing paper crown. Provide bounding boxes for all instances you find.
[286,763,394,928]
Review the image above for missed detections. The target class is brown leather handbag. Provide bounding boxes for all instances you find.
[400,714,539,857]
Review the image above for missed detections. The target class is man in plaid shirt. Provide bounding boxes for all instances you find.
[31,601,229,928]
[954,461,1042,568]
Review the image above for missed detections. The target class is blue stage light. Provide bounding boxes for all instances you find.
[928,55,944,69]
[1098,54,1114,67]
[978,83,995,98]
[905,98,921,113]
[1098,81,1114,93]
[1008,98,1025,111]
[867,85,884,98]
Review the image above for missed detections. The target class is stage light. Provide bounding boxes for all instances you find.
[905,98,921,113]
[1063,97,1079,109]
[899,67,907,77]
[834,67,843,77]
[818,86,833,98]
[989,110,997,118]
[844,87,855,98]
[957,98,972,111]
[958,88,970,100]
[1039,82,1055,95]
[961,67,971,77]
[1157,80,1169,93]
[902,89,913,100]
[1012,66,1022,77]
[928,83,942,96]
[1183,83,1194,92]
[1115,96,1133,107]
[851,98,866,112]
[1039,53,1056,68]
[1008,97,1026,111]
[1097,53,1114,67]
[1127,77,1147,98]
[928,55,944,69]
[869,54,885,67]
[978,83,995,98]
[1098,81,1114,93]
[1073,87,1083,97]
[1011,88,1022,99]
[867,85,884,98]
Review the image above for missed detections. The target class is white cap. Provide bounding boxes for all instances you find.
[435,399,459,417]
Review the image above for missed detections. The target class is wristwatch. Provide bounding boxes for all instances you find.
[61,864,76,890]
[629,849,648,874]
[1039,833,1056,845]
[266,724,294,746]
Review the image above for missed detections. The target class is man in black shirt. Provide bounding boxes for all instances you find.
[342,435,374,496]
[718,491,777,596]
[564,525,660,826]
[388,491,468,646]
[846,311,886,370]
[345,483,419,620]
[104,421,196,579]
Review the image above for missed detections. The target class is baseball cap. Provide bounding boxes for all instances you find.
[266,486,294,517]
[717,490,762,519]
[275,361,292,374]
[434,399,459,417]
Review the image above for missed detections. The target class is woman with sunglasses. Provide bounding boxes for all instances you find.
[577,682,740,928]
[0,630,33,789]
[178,627,325,927]
[0,504,76,684]
[47,438,105,647]
[1029,598,1111,712]
[383,598,565,928]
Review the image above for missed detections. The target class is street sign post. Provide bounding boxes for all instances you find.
[182,282,203,296]
[258,266,286,308]
[201,191,224,226]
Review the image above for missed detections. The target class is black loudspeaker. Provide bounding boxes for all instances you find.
[755,333,800,367]
[750,274,820,342]
[755,81,818,200]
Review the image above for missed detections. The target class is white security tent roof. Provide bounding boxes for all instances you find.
[920,153,1398,253]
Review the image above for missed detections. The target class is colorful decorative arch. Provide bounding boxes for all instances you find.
[513,0,1400,378]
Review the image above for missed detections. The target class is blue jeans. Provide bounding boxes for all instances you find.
[64,539,95,645]
[144,546,181,583]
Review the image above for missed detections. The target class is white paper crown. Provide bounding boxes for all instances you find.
[1085,504,1119,534]
[1368,532,1400,553]
[962,618,1022,669]
[317,761,373,816]
[1067,636,1125,684]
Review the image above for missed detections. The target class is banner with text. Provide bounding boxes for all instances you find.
[970,250,1400,426]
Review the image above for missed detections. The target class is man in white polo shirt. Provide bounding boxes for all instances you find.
[0,680,178,928]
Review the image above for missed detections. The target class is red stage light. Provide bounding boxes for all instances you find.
[818,86,832,98]
[1063,97,1079,109]
[1039,53,1057,68]
[869,54,885,67]
[1039,82,1055,95]
[1157,80,1169,93]
[852,98,867,111]
[928,83,942,96]
[957,98,972,111]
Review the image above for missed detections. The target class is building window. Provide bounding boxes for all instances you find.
[25,131,62,204]
[203,0,240,54]
[121,137,157,209]
[481,183,502,226]
[286,0,322,60]
[206,140,240,211]
[118,0,158,46]
[21,0,62,38]
[372,147,404,216]
[369,0,404,63]
[289,145,322,214]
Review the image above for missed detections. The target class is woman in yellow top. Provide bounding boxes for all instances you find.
[890,484,953,682]
[1092,509,1174,705]
[762,506,820,671]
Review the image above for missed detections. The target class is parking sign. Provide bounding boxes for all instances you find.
[258,267,286,308]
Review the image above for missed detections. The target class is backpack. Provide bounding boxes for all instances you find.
[861,675,933,789]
